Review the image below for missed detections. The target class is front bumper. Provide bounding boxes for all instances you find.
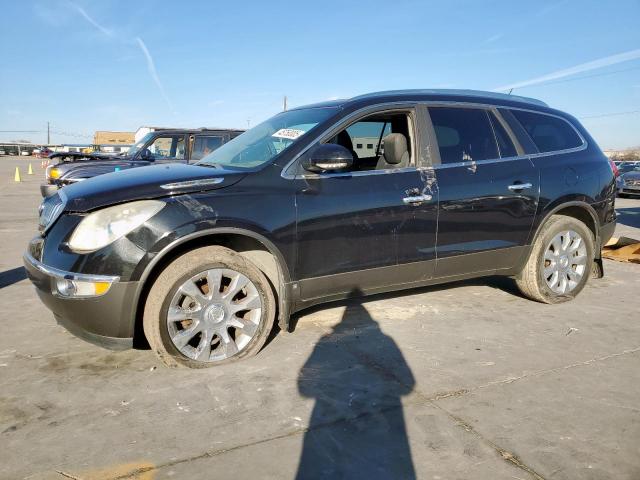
[618,184,640,196]
[23,252,138,350]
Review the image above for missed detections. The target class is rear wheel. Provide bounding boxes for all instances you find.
[516,215,594,304]
[143,246,276,368]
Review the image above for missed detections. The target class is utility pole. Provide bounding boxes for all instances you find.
[283,95,287,111]
[47,121,50,144]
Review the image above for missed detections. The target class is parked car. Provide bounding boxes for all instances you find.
[41,128,244,197]
[616,161,640,175]
[616,163,640,197]
[24,89,617,368]
[33,147,53,158]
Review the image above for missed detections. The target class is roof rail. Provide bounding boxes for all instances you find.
[351,89,548,107]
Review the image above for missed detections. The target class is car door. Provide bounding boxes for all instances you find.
[425,105,540,277]
[292,105,438,301]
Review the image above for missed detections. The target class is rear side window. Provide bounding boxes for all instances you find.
[191,135,224,160]
[488,112,517,158]
[428,107,498,164]
[511,110,583,153]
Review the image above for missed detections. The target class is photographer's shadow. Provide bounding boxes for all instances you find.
[295,290,416,479]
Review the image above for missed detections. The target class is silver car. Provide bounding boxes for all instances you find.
[617,166,640,197]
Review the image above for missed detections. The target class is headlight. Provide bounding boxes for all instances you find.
[47,166,61,180]
[68,200,165,253]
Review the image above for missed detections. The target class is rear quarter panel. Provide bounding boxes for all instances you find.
[529,118,616,243]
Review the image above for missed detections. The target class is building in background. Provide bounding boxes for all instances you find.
[93,131,135,146]
[353,136,382,158]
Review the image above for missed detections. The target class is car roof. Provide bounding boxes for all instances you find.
[150,128,245,134]
[291,89,550,112]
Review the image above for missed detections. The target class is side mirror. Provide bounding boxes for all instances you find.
[302,144,353,173]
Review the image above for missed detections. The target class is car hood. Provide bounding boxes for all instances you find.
[50,151,127,161]
[58,159,151,180]
[621,171,640,181]
[61,163,247,212]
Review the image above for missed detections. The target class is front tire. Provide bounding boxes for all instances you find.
[143,246,276,368]
[516,215,594,304]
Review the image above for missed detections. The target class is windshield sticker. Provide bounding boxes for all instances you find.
[272,128,306,140]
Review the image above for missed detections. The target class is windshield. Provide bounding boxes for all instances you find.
[126,132,154,157]
[197,107,339,169]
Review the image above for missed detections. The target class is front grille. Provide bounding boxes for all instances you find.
[38,191,66,233]
[624,179,640,187]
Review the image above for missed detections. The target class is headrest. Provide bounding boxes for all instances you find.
[382,133,408,164]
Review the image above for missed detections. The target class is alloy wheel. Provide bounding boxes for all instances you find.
[542,230,588,294]
[167,268,262,362]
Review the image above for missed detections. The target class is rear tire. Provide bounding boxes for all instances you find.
[516,215,594,304]
[143,246,276,368]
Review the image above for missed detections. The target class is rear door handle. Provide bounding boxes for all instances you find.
[403,194,432,205]
[508,182,533,191]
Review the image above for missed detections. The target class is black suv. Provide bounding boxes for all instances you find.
[24,90,617,368]
[41,128,243,197]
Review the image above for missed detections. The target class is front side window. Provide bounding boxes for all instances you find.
[511,110,582,153]
[429,107,498,164]
[143,135,186,161]
[197,107,339,170]
[191,135,224,160]
[326,112,412,171]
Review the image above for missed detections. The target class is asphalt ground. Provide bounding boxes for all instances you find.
[1,155,639,480]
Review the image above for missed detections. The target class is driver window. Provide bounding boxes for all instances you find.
[327,112,413,171]
[146,135,185,161]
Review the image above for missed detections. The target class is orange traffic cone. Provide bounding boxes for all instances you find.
[28,163,33,175]
[14,167,21,182]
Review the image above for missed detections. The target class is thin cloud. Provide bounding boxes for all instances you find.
[482,33,504,45]
[535,0,570,17]
[135,37,174,113]
[69,2,113,37]
[494,48,640,91]
[66,3,174,113]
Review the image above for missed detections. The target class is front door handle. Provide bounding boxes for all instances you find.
[403,194,432,205]
[508,182,533,191]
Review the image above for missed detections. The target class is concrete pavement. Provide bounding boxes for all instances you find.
[1,156,639,479]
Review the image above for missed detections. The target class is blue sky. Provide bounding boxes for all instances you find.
[1,0,639,149]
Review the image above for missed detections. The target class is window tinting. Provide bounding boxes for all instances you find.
[429,107,498,164]
[191,135,224,160]
[511,110,582,153]
[489,112,517,158]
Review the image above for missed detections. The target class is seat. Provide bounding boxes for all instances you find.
[336,130,359,160]
[376,133,410,170]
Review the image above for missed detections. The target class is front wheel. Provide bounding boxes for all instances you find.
[143,246,276,368]
[516,215,594,304]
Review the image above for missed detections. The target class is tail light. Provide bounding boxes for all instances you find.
[608,159,619,177]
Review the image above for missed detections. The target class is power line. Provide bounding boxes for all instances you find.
[0,129,91,138]
[0,130,41,133]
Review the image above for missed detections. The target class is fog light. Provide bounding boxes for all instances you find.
[55,278,112,297]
